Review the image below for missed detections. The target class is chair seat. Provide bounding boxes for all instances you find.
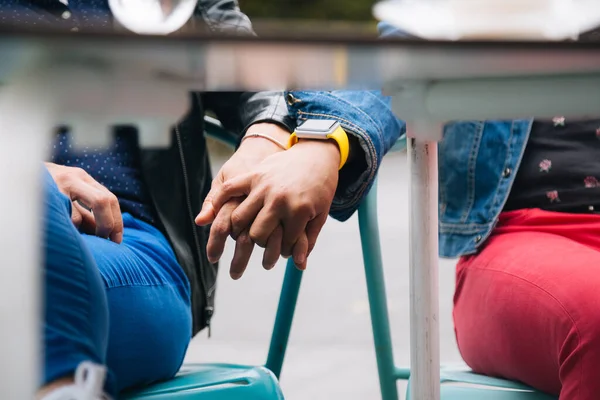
[440,385,556,400]
[122,363,284,400]
[407,366,557,400]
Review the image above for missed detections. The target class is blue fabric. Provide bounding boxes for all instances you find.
[438,120,531,257]
[284,90,405,221]
[43,168,192,395]
[51,131,157,225]
[295,24,534,257]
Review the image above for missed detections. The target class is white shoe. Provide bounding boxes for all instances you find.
[41,362,111,400]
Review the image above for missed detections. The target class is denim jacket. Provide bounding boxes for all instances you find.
[290,24,536,258]
[438,120,531,257]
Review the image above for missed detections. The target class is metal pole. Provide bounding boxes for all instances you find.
[358,180,399,400]
[407,133,440,400]
[265,258,304,379]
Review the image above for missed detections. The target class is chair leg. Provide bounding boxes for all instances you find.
[265,258,303,379]
[358,180,399,400]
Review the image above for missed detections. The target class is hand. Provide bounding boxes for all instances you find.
[45,162,123,243]
[198,139,340,274]
[196,123,290,224]
[195,123,290,276]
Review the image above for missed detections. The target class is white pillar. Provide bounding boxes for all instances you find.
[407,122,441,400]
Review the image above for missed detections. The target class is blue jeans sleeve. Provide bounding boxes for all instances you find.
[285,90,405,221]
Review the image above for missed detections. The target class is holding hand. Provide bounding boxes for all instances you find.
[196,132,340,278]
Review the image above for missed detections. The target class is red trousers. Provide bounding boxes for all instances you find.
[454,208,600,400]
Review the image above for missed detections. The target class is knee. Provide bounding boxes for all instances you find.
[106,287,192,391]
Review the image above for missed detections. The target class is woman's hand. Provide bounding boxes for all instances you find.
[197,138,340,277]
[45,162,123,243]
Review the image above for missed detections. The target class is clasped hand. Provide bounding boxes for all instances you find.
[195,123,340,279]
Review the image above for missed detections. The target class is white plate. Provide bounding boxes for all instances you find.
[373,0,600,40]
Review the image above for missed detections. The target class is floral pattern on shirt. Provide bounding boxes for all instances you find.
[546,190,560,203]
[585,176,599,188]
[539,159,552,172]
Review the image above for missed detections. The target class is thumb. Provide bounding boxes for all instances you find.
[195,198,216,226]
[196,176,224,226]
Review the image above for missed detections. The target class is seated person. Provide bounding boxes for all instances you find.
[25,3,404,400]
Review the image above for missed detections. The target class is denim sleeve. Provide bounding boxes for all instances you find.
[285,90,405,221]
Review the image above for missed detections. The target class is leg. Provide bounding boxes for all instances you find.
[454,228,600,399]
[42,168,109,386]
[408,134,441,400]
[82,214,192,393]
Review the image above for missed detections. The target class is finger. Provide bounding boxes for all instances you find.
[292,233,309,270]
[230,230,254,280]
[109,199,123,244]
[262,225,282,270]
[249,207,280,248]
[230,191,264,240]
[195,175,223,226]
[281,216,309,258]
[73,176,119,240]
[211,173,254,213]
[73,201,96,235]
[70,202,84,229]
[207,200,240,263]
[305,213,328,257]
[195,200,216,226]
[86,179,123,244]
[74,175,118,239]
[69,181,116,239]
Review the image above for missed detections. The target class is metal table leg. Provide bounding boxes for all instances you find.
[0,69,56,399]
[407,132,441,400]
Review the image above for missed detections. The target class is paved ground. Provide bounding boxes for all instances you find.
[184,148,463,400]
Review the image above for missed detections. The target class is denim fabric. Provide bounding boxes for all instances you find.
[284,90,406,221]
[438,120,531,257]
[43,168,192,395]
[293,23,535,257]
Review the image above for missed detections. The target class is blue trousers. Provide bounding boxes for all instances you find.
[42,168,192,395]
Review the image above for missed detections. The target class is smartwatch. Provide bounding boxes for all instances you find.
[287,119,350,170]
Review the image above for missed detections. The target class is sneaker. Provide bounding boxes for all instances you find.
[41,362,110,400]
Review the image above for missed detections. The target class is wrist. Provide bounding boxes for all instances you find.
[241,123,291,155]
[294,139,341,170]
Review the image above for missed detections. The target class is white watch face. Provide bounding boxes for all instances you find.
[295,120,339,139]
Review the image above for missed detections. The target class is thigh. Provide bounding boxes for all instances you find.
[454,231,600,396]
[83,214,192,392]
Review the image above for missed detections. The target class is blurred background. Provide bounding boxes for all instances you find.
[240,0,378,37]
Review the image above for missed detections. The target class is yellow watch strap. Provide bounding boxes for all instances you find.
[327,126,349,170]
[287,125,350,170]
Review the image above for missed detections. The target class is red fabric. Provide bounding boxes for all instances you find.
[454,208,600,399]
